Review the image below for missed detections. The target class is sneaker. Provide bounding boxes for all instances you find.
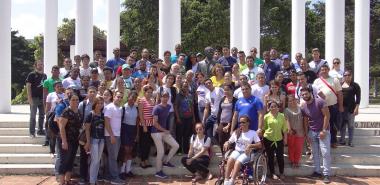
[30,134,36,138]
[126,171,135,177]
[310,172,322,178]
[272,174,279,180]
[42,141,49,146]
[110,178,125,185]
[37,130,46,136]
[163,162,175,168]
[119,172,126,180]
[78,178,87,185]
[349,142,354,147]
[323,175,331,184]
[155,171,168,179]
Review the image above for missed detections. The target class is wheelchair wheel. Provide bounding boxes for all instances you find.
[214,179,224,185]
[254,152,267,185]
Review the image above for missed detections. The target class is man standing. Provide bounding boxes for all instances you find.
[300,87,331,184]
[26,60,47,137]
[104,91,125,184]
[241,56,263,85]
[80,54,91,77]
[231,82,264,134]
[262,51,280,84]
[293,52,303,72]
[106,48,125,72]
[309,48,328,75]
[249,47,264,67]
[59,58,72,79]
[313,65,343,148]
[171,44,183,64]
[197,47,217,79]
[217,46,237,72]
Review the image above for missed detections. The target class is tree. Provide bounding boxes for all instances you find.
[11,31,34,98]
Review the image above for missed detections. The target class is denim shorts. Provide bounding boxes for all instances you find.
[229,150,251,164]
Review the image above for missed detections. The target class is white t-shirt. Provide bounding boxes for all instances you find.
[97,67,105,81]
[59,68,70,79]
[80,67,91,77]
[313,77,342,106]
[205,87,224,116]
[62,77,82,90]
[251,84,270,103]
[196,84,209,108]
[190,135,211,156]
[228,130,260,152]
[241,67,264,83]
[104,103,123,136]
[233,87,243,99]
[46,92,65,112]
[329,69,344,80]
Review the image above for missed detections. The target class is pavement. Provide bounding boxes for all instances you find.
[0,175,380,185]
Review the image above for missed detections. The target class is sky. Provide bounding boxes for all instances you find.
[11,0,124,39]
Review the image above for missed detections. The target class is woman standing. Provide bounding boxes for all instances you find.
[285,95,305,168]
[175,81,195,154]
[181,123,213,183]
[57,94,82,185]
[262,101,288,180]
[161,51,172,74]
[340,70,361,147]
[196,73,208,123]
[210,64,225,87]
[138,85,155,168]
[119,92,139,179]
[84,97,105,185]
[103,89,113,106]
[216,84,237,152]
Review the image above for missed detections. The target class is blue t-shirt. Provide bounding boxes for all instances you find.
[151,104,171,133]
[55,99,69,118]
[132,70,148,79]
[263,61,280,84]
[217,56,237,72]
[106,57,125,72]
[234,96,263,131]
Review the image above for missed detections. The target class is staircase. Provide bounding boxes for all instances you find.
[0,105,380,176]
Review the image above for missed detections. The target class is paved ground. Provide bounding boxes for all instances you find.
[0,175,379,185]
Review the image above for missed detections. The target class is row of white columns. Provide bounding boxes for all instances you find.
[0,0,371,112]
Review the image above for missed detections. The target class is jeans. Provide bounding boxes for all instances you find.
[198,106,205,125]
[181,155,210,175]
[29,97,44,135]
[151,132,179,172]
[308,130,331,176]
[205,115,217,139]
[54,137,61,176]
[105,136,121,180]
[167,112,176,140]
[176,118,194,154]
[89,138,105,184]
[57,138,79,175]
[328,104,340,144]
[80,144,89,181]
[340,111,355,144]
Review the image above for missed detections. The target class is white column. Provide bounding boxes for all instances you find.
[44,0,58,77]
[159,0,181,58]
[106,0,120,60]
[230,0,243,50]
[354,0,370,108]
[291,0,305,63]
[70,45,75,61]
[325,0,345,69]
[75,0,93,60]
[0,0,11,113]
[242,0,260,57]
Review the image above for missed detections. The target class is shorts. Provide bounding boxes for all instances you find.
[229,150,253,164]
[121,124,136,146]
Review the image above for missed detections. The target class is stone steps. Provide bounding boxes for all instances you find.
[0,144,49,154]
[0,136,45,144]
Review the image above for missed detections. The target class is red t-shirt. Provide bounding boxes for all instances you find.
[286,82,296,95]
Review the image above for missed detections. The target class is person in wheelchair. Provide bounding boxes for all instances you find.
[222,115,262,185]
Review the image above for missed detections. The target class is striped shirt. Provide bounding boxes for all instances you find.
[139,97,155,126]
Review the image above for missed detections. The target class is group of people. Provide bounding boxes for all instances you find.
[25,44,361,185]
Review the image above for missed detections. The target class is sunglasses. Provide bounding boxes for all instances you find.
[333,62,340,64]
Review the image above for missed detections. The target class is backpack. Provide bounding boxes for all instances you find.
[48,100,68,136]
[191,134,213,157]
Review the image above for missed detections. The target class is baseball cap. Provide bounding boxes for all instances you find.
[122,64,131,70]
[281,54,290,60]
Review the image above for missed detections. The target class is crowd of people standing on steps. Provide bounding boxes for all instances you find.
[25,44,361,185]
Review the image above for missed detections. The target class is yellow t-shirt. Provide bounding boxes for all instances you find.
[210,76,224,87]
[263,112,287,142]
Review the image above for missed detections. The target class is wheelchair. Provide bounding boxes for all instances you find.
[214,147,267,185]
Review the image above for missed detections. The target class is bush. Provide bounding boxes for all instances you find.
[11,86,28,105]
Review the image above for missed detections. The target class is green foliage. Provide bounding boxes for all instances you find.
[11,31,34,99]
[11,86,28,105]
[29,34,44,61]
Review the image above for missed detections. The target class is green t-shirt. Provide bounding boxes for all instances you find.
[43,77,62,93]
[263,112,287,142]
[255,58,264,67]
[239,62,248,72]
